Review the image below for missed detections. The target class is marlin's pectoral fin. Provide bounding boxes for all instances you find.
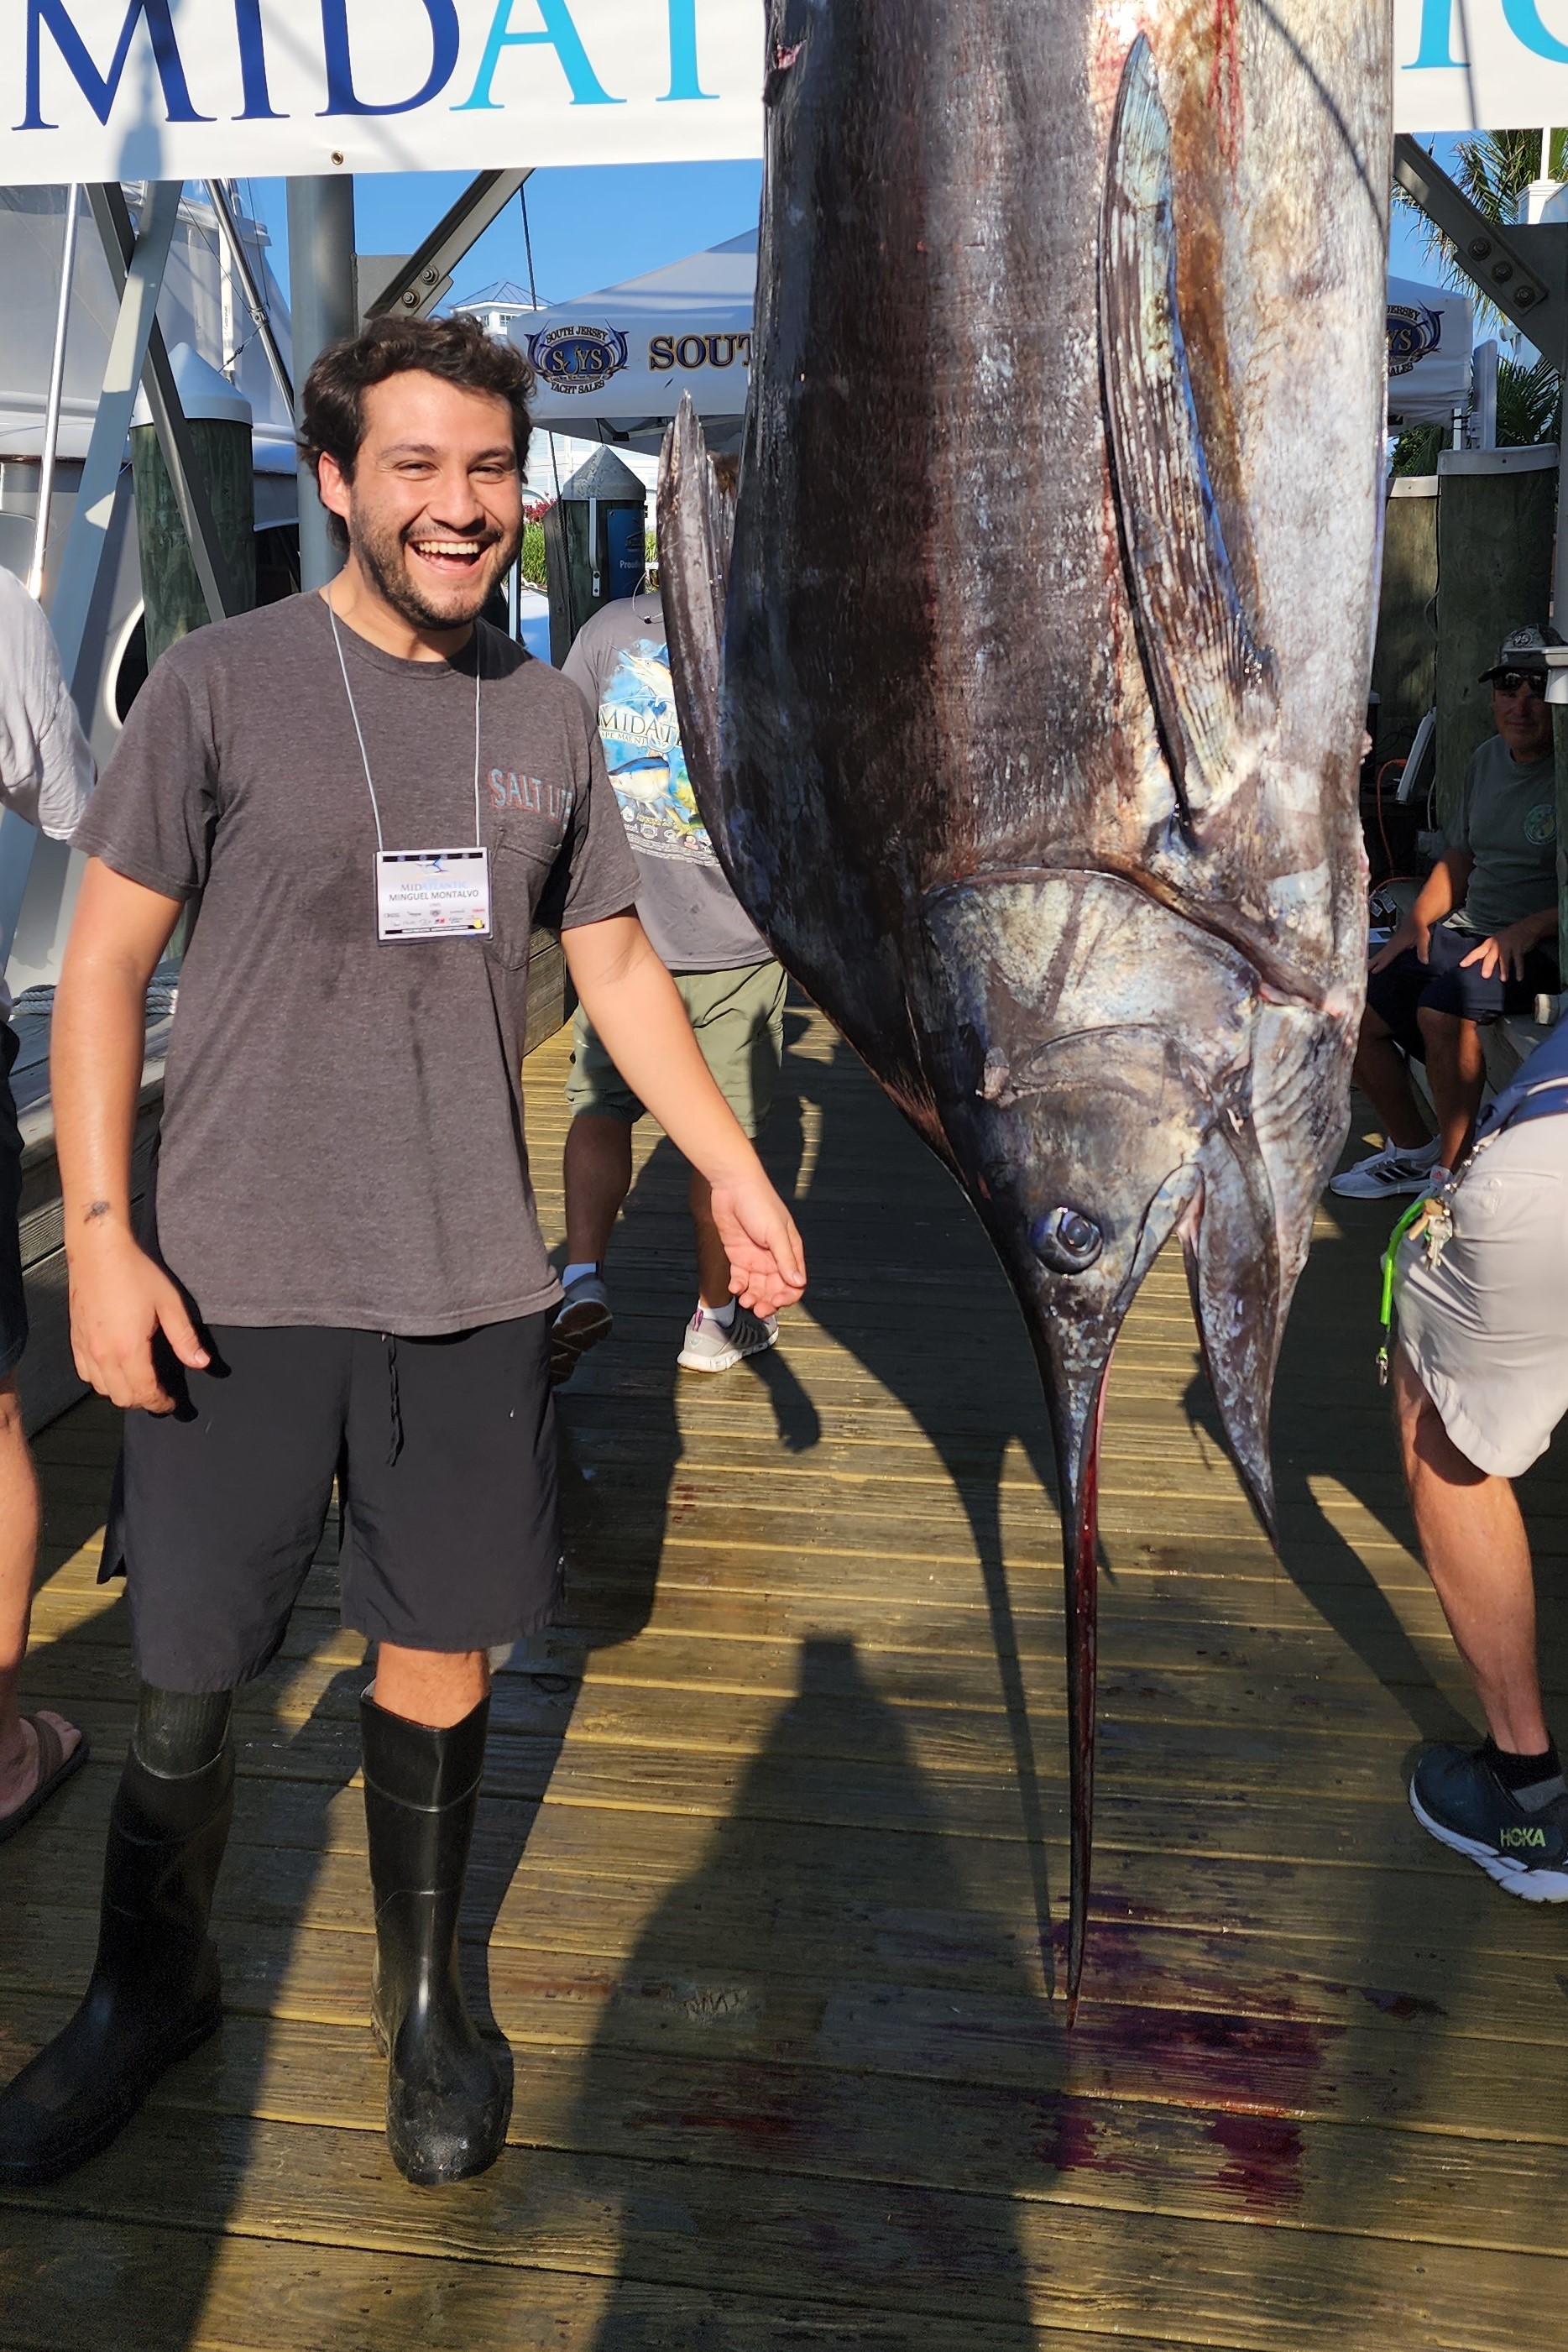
[658,394,734,828]
[1099,34,1277,830]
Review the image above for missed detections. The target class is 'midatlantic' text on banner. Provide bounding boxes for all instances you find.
[1396,0,1568,133]
[0,1,1563,182]
[0,0,762,180]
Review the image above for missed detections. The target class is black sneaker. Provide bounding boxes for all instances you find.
[1409,1742,1568,1901]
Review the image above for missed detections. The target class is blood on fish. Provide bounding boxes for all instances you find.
[1208,0,1244,167]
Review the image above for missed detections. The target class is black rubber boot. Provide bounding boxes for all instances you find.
[361,1687,509,2186]
[0,1686,234,2186]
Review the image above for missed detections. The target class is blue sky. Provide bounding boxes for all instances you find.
[1389,135,1464,289]
[247,159,764,308]
[245,141,1461,323]
[1390,190,1439,284]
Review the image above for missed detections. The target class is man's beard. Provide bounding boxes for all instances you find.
[348,508,519,631]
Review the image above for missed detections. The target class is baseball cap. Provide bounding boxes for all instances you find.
[1479,623,1565,682]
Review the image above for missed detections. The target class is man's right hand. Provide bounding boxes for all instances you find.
[69,1226,211,1412]
[1371,915,1430,975]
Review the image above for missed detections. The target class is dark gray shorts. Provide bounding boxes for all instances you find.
[107,1315,561,1691]
[0,1025,26,1382]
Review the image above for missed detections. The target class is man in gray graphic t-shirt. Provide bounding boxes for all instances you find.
[0,316,805,2197]
[554,583,791,1380]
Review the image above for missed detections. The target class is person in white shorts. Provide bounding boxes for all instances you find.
[1392,1013,1568,1898]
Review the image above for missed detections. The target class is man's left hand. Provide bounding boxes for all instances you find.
[1460,922,1545,982]
[708,1174,807,1317]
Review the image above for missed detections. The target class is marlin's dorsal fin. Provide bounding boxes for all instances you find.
[658,394,734,827]
[1099,35,1277,833]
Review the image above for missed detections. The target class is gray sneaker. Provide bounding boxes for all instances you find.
[551,1270,613,1385]
[1329,1138,1443,1200]
[677,1299,778,1373]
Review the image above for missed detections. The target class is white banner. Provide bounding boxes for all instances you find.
[0,0,764,181]
[1396,0,1568,131]
[0,3,1564,186]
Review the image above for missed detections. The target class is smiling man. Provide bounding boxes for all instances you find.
[0,316,804,2191]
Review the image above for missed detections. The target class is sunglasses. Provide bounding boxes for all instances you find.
[1493,670,1547,696]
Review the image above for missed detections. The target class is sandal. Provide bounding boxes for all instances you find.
[0,1715,90,1844]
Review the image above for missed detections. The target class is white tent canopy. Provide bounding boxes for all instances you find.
[512,230,755,456]
[1386,274,1474,427]
[517,244,1479,453]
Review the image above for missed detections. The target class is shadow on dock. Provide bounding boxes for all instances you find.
[778,1023,1061,1991]
[567,1634,1048,2344]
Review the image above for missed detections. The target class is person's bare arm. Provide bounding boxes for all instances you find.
[52,859,210,1411]
[1459,902,1560,982]
[561,912,806,1314]
[1372,848,1471,973]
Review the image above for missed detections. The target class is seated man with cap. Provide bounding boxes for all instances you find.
[1334,624,1562,1200]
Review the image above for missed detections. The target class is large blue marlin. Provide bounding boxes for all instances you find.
[660,1,1389,2008]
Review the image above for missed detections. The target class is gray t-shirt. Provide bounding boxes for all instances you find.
[1448,733,1559,938]
[73,593,637,1334]
[562,593,768,972]
[0,566,96,1023]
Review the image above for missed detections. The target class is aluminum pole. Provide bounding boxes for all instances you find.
[90,181,244,627]
[26,183,80,600]
[205,177,293,413]
[50,180,181,693]
[4,180,180,990]
[285,175,357,592]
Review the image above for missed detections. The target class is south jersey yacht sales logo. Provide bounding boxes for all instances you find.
[526,324,629,394]
[1386,301,1444,377]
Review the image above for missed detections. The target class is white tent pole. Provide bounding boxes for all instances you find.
[3,180,180,986]
[89,181,244,627]
[26,183,80,602]
[50,181,181,692]
[206,178,293,412]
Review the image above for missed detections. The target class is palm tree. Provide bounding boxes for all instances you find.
[1397,127,1564,281]
[1391,129,1562,468]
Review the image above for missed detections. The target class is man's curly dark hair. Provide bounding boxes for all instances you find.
[301,312,535,548]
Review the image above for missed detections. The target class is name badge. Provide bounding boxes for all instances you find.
[375,847,492,942]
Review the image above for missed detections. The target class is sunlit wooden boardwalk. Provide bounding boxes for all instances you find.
[3,999,1568,2349]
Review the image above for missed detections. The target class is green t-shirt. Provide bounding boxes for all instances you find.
[1448,733,1558,937]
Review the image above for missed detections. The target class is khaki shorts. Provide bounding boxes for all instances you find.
[1394,1111,1568,1478]
[564,959,787,1139]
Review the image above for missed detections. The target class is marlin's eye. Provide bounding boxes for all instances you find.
[1030,1206,1103,1273]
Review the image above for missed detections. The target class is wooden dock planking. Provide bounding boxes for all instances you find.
[3,1005,1568,2348]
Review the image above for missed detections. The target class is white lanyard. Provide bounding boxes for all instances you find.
[327,598,483,851]
[327,598,491,942]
